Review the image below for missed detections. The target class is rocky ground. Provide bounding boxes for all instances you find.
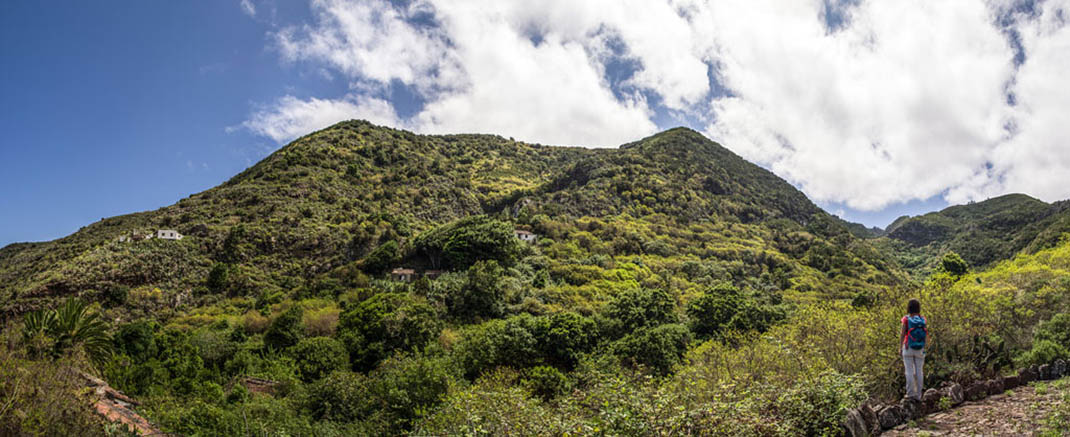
[882,377,1070,437]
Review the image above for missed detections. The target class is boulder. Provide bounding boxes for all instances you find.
[843,408,869,437]
[986,378,1004,396]
[859,403,880,436]
[1019,367,1037,384]
[878,405,906,430]
[1054,359,1067,378]
[1002,375,1020,390]
[899,397,922,421]
[1039,364,1053,380]
[965,382,988,401]
[922,388,942,414]
[940,382,965,406]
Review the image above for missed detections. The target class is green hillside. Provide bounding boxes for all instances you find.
[0,121,901,319]
[7,120,1020,436]
[875,193,1070,276]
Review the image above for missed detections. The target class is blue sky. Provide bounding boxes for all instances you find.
[4,0,1069,248]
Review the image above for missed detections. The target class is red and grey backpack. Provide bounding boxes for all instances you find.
[903,315,927,350]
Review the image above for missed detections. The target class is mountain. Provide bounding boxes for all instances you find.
[9,120,1070,436]
[874,193,1070,275]
[0,120,902,319]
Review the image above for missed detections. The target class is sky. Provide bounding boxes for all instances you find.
[2,0,1070,247]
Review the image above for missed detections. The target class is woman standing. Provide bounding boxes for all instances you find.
[901,298,928,401]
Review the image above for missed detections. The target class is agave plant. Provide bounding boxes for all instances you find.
[20,299,112,365]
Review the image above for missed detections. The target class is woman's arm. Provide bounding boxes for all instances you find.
[899,318,907,352]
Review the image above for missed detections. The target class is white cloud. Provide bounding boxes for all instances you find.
[244,0,1070,209]
[241,95,399,143]
[240,0,256,17]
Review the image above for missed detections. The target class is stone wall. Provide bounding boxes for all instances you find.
[842,358,1068,436]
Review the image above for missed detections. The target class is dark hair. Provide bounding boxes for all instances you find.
[907,299,921,314]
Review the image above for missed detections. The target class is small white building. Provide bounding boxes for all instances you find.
[514,229,537,244]
[391,268,415,282]
[157,229,183,240]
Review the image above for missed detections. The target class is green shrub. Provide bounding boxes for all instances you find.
[772,371,867,436]
[1018,340,1069,367]
[522,365,570,401]
[448,260,506,320]
[290,337,348,382]
[337,293,441,372]
[414,215,523,269]
[360,240,400,274]
[303,370,370,423]
[602,288,678,338]
[1035,313,1070,349]
[264,306,305,352]
[611,323,693,375]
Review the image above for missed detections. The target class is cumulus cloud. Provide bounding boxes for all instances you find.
[241,95,399,143]
[243,0,1070,209]
[240,0,256,17]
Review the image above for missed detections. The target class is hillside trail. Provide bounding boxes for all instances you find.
[881,377,1069,437]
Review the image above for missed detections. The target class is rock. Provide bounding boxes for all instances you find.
[922,388,942,414]
[940,382,965,406]
[1039,364,1053,380]
[1054,359,1068,378]
[878,405,906,430]
[965,382,988,401]
[899,397,922,420]
[1002,375,1019,390]
[843,408,869,437]
[859,403,880,436]
[1020,366,1037,384]
[986,378,1004,396]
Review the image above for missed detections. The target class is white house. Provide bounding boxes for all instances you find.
[391,268,415,282]
[157,229,183,240]
[514,229,537,243]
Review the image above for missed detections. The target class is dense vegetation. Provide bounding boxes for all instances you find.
[1,121,1069,435]
[876,194,1070,276]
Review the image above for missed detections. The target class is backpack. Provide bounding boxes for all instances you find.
[905,315,927,350]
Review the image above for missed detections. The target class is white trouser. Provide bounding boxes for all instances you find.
[902,347,925,400]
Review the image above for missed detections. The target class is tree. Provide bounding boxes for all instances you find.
[264,306,304,351]
[21,299,112,365]
[611,323,693,375]
[338,293,442,372]
[361,240,400,274]
[448,260,506,320]
[291,337,349,382]
[940,251,969,277]
[206,263,230,293]
[602,288,678,338]
[687,284,743,339]
[414,215,522,269]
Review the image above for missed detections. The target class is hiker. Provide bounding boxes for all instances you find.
[900,298,928,401]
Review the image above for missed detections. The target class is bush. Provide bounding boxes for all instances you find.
[303,370,370,423]
[1035,313,1070,349]
[337,293,442,372]
[264,306,305,351]
[448,260,506,320]
[1018,340,1069,366]
[242,310,270,334]
[522,365,570,401]
[414,215,523,269]
[611,323,693,375]
[772,371,867,436]
[291,337,348,382]
[602,288,678,338]
[361,240,400,274]
[367,354,458,432]
[940,251,969,277]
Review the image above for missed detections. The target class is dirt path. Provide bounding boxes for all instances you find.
[882,378,1069,437]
